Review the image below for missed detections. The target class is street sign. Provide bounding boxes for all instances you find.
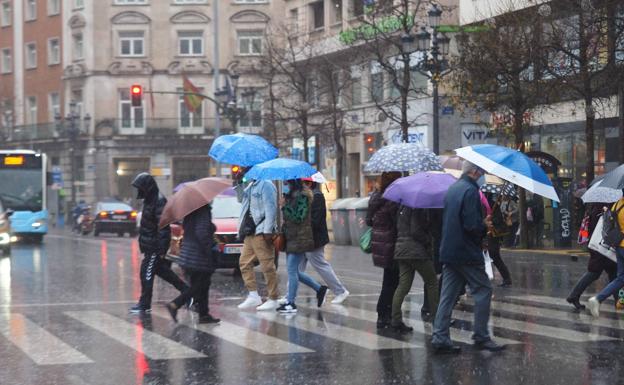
[51,169,63,190]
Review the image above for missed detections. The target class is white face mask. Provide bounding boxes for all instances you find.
[476,174,486,187]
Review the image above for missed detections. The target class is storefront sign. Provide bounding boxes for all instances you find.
[526,151,561,175]
[387,125,428,146]
[460,123,491,146]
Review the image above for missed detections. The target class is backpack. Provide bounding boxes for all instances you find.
[601,203,624,249]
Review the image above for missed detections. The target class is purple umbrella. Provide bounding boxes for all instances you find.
[382,172,457,209]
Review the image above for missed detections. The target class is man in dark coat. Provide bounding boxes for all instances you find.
[129,173,187,314]
[431,162,505,353]
[167,204,220,324]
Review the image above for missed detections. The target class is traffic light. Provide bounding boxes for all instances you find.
[231,165,241,174]
[364,133,382,161]
[131,84,142,107]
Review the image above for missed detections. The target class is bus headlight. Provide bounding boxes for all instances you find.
[0,233,10,245]
[32,220,45,228]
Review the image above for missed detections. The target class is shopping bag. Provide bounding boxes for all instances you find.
[483,250,494,280]
[359,228,372,254]
[588,216,617,262]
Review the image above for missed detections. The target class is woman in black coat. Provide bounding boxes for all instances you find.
[566,202,617,311]
[167,204,220,323]
[366,171,401,328]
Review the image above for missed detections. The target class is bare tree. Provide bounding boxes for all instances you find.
[339,0,440,143]
[449,3,555,248]
[542,0,624,183]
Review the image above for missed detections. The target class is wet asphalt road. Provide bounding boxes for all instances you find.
[0,230,623,385]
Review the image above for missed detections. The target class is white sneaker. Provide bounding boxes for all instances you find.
[257,299,279,311]
[331,290,350,304]
[277,297,288,305]
[237,295,262,310]
[587,296,601,317]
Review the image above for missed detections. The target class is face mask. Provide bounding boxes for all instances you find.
[282,183,290,195]
[476,174,486,187]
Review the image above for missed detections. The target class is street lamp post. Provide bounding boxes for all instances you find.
[55,101,91,217]
[400,3,451,154]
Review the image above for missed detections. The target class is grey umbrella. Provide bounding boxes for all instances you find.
[595,164,624,190]
[364,143,443,173]
[581,179,622,203]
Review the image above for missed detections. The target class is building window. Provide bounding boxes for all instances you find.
[74,0,84,9]
[238,92,263,130]
[71,89,83,117]
[370,61,383,103]
[0,48,10,74]
[73,33,83,60]
[234,0,268,3]
[178,31,203,56]
[47,0,60,15]
[119,31,145,57]
[26,96,37,124]
[306,76,320,107]
[289,8,299,32]
[310,1,324,30]
[1,1,11,27]
[25,0,36,21]
[25,43,37,69]
[331,0,342,23]
[48,38,60,65]
[178,90,203,131]
[48,92,60,122]
[174,0,207,3]
[119,89,144,131]
[351,65,362,106]
[237,31,263,55]
[114,0,148,3]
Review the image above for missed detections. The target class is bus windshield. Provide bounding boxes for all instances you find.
[0,169,43,212]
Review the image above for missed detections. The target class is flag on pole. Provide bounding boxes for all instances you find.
[148,77,156,119]
[182,75,204,113]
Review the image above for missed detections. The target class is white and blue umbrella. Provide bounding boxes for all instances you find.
[581,179,622,203]
[455,144,559,202]
[245,158,319,181]
[364,143,443,173]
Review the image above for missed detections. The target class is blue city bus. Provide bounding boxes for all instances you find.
[0,150,48,243]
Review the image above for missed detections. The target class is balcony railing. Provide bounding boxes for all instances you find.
[1,123,63,142]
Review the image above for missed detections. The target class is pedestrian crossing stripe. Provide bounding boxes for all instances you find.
[150,308,314,355]
[3,293,624,366]
[506,295,621,316]
[0,313,93,365]
[301,303,522,346]
[64,310,206,360]
[241,308,423,350]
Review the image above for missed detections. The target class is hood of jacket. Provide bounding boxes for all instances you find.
[132,173,159,200]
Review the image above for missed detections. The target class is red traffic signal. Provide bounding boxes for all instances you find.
[130,84,142,107]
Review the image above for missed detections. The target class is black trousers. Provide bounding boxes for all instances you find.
[488,236,512,284]
[173,270,212,316]
[139,254,188,308]
[377,265,400,318]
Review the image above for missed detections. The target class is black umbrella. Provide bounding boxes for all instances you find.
[596,164,624,190]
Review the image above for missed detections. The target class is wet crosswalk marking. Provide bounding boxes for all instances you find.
[151,309,314,355]
[506,295,621,315]
[246,309,422,350]
[64,311,206,360]
[308,303,522,346]
[0,313,93,365]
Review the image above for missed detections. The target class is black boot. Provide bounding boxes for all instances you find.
[566,297,586,311]
[376,314,391,329]
[391,322,414,334]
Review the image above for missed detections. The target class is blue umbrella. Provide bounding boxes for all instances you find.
[209,133,278,167]
[455,144,559,202]
[245,158,318,181]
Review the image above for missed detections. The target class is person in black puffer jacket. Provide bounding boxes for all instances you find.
[129,173,188,314]
[366,171,401,329]
[167,204,220,324]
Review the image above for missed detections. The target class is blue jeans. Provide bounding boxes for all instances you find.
[432,263,493,346]
[597,247,624,302]
[287,253,321,303]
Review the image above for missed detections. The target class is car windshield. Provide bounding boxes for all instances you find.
[0,169,43,212]
[211,196,242,219]
[100,202,133,211]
